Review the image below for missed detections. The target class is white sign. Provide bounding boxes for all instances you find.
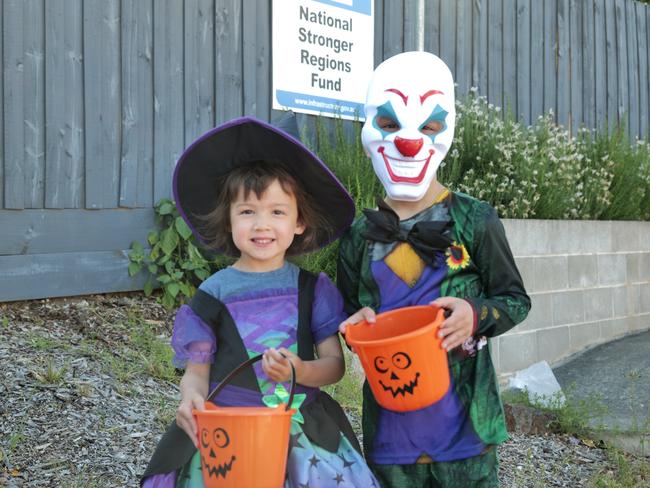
[272,0,374,121]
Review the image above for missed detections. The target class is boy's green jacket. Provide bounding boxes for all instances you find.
[337,191,531,451]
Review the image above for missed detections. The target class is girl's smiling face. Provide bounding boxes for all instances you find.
[229,179,305,272]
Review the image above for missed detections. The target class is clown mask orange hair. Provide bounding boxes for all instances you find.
[362,51,455,202]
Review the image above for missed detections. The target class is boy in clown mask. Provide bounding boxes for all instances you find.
[338,51,530,487]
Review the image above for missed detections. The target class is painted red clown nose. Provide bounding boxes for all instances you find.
[394,136,423,157]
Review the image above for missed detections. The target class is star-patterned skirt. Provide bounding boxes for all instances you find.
[173,422,378,488]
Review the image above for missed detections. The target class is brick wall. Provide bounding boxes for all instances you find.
[492,220,650,376]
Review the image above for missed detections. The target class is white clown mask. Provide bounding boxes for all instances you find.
[362,52,455,202]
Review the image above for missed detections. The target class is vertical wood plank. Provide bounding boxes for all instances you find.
[423,0,440,59]
[605,0,617,130]
[0,2,4,208]
[503,0,517,117]
[637,3,649,139]
[242,0,270,119]
[403,0,419,51]
[582,0,596,132]
[556,0,570,128]
[626,0,639,138]
[569,0,583,134]
[153,0,184,202]
[543,0,557,116]
[24,0,45,208]
[473,0,489,96]
[614,0,628,133]
[84,0,121,209]
[382,0,404,58]
[488,0,503,109]
[185,0,215,142]
[120,0,153,208]
[3,0,25,209]
[530,0,544,121]
[456,0,472,98]
[516,0,530,125]
[594,0,607,131]
[373,0,384,65]
[45,0,85,208]
[439,0,456,74]
[45,0,84,209]
[215,0,243,123]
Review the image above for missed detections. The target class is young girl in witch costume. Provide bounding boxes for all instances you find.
[141,116,378,488]
[338,52,531,487]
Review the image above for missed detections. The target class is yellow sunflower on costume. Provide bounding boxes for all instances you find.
[446,242,470,270]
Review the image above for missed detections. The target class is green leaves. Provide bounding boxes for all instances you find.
[175,217,193,240]
[128,199,225,309]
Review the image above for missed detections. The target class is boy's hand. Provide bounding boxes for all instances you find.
[338,306,376,335]
[262,347,303,383]
[431,297,475,351]
[176,390,205,447]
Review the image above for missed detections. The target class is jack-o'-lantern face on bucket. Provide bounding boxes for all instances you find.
[199,427,236,479]
[374,351,420,397]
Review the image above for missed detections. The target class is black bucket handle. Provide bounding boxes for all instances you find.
[205,354,296,412]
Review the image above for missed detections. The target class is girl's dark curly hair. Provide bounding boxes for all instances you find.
[198,160,332,256]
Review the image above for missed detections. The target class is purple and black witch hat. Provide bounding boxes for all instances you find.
[173,114,355,252]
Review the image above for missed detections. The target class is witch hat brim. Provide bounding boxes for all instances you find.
[173,115,355,252]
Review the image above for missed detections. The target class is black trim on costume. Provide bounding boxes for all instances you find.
[297,269,316,361]
[190,289,259,390]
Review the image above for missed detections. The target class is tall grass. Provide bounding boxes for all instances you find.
[297,92,650,276]
[304,91,650,222]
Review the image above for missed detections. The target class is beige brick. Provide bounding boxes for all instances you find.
[537,326,571,365]
[612,221,640,252]
[629,284,641,315]
[602,318,627,339]
[568,254,598,289]
[552,290,584,325]
[626,253,640,283]
[583,288,613,321]
[534,256,569,292]
[569,321,601,354]
[638,252,650,279]
[490,337,500,373]
[641,283,650,314]
[547,220,578,254]
[611,286,628,318]
[597,254,627,286]
[499,332,539,374]
[515,257,535,293]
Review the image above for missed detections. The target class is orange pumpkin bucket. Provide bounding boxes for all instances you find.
[345,305,450,412]
[193,355,296,488]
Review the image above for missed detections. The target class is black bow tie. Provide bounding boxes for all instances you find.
[361,198,453,267]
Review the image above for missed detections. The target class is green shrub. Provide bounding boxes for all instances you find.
[128,199,228,309]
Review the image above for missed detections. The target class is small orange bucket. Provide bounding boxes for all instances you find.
[345,305,449,412]
[193,355,296,488]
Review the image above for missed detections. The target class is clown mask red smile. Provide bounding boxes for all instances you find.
[362,52,456,202]
[375,351,421,397]
[200,427,236,479]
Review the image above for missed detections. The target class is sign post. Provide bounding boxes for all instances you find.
[272,0,374,121]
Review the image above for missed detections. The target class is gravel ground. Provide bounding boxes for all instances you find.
[0,294,630,487]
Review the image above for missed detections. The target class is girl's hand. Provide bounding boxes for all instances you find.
[338,306,376,335]
[262,348,303,383]
[176,389,205,448]
[431,297,475,351]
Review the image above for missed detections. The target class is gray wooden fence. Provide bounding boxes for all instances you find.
[1,0,649,301]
